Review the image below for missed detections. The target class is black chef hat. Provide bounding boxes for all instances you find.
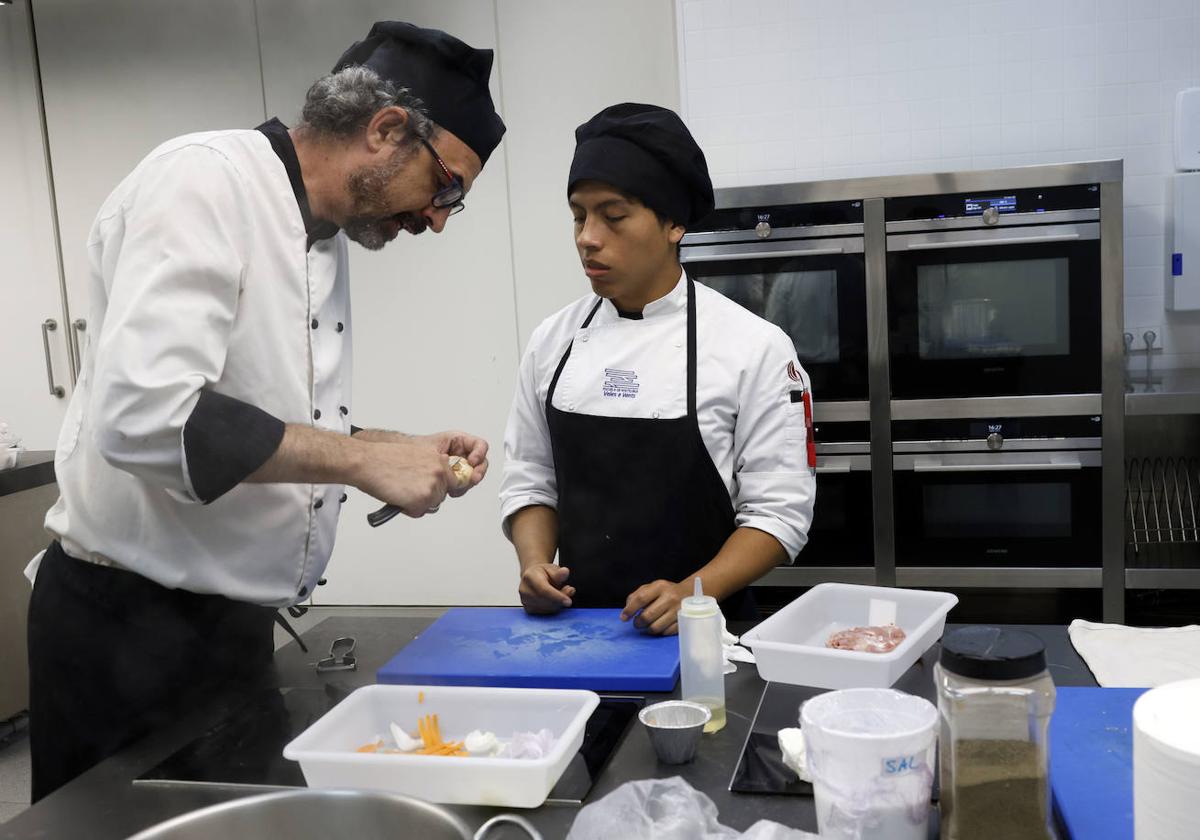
[333,21,506,165]
[568,103,714,227]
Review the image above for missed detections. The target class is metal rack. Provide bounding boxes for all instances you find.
[1126,457,1200,586]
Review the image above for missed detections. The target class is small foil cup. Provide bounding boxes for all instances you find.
[638,700,712,765]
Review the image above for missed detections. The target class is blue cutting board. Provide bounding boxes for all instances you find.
[376,608,681,691]
[1049,686,1148,840]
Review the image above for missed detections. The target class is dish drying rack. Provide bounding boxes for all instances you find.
[1126,457,1200,567]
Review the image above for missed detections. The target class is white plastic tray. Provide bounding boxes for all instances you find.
[740,583,958,689]
[283,684,599,808]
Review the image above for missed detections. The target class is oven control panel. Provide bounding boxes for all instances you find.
[691,199,864,233]
[886,184,1100,221]
[892,415,1102,445]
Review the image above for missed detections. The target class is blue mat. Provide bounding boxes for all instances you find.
[377,607,681,691]
[1049,686,1148,840]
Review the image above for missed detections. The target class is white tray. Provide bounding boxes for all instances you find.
[283,684,599,808]
[740,583,958,689]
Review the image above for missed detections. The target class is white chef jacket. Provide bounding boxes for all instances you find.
[500,272,815,561]
[38,128,353,607]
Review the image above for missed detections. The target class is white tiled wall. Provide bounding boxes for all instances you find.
[677,0,1200,370]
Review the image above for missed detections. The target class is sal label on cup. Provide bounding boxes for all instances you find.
[882,754,923,776]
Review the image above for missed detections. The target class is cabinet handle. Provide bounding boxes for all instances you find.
[71,318,87,376]
[41,318,65,398]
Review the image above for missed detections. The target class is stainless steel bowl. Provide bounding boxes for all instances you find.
[126,789,541,840]
[638,700,711,764]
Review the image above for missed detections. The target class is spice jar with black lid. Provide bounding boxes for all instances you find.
[934,626,1057,840]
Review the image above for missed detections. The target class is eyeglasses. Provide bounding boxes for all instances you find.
[421,138,465,216]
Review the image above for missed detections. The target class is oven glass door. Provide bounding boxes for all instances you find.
[802,455,873,567]
[893,451,1101,567]
[887,224,1101,398]
[683,243,867,401]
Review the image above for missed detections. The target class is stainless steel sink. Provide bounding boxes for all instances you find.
[127,789,541,840]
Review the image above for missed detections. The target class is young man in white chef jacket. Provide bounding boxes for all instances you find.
[26,22,506,802]
[499,104,816,635]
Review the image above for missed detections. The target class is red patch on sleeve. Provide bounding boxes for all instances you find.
[802,389,816,470]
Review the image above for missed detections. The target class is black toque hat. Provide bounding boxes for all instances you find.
[568,103,714,227]
[333,21,506,164]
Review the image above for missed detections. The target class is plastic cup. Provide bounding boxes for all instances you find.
[800,688,938,840]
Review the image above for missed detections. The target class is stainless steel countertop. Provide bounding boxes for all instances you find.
[0,450,55,498]
[0,615,1095,840]
[1125,366,1200,416]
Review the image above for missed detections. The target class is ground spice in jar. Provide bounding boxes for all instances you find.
[943,739,1052,840]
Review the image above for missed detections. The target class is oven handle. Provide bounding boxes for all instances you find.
[909,456,1083,472]
[904,233,1080,250]
[816,461,853,474]
[681,246,845,263]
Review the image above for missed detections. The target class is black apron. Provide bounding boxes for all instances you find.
[545,278,755,619]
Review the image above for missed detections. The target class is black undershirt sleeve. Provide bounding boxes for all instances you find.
[183,390,286,503]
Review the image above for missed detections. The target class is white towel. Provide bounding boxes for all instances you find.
[1068,619,1200,687]
[721,622,756,674]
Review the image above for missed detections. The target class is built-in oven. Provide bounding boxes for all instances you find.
[892,415,1102,567]
[680,200,868,402]
[886,185,1102,400]
[807,421,873,568]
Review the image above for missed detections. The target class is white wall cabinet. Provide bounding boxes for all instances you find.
[0,0,72,450]
[30,0,268,350]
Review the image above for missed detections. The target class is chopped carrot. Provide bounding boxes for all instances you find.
[418,691,425,704]
[358,711,468,757]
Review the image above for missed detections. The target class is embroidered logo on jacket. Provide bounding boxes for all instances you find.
[603,368,639,399]
[787,360,803,382]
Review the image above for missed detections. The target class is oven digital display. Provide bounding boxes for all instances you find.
[968,420,1021,438]
[964,194,1018,214]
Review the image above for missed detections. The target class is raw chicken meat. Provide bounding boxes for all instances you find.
[825,624,907,653]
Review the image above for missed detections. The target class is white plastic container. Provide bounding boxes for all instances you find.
[1133,677,1200,840]
[283,684,599,808]
[740,583,958,689]
[678,578,726,733]
[802,688,938,840]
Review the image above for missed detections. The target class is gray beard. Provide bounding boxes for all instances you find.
[342,147,424,250]
[342,216,390,251]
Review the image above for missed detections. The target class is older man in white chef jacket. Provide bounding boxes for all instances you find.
[26,21,505,802]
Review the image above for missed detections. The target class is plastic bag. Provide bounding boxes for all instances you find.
[565,777,818,840]
[504,728,555,759]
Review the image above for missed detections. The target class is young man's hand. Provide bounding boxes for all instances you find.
[519,563,576,613]
[620,579,691,636]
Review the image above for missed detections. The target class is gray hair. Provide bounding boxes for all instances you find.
[298,65,434,143]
